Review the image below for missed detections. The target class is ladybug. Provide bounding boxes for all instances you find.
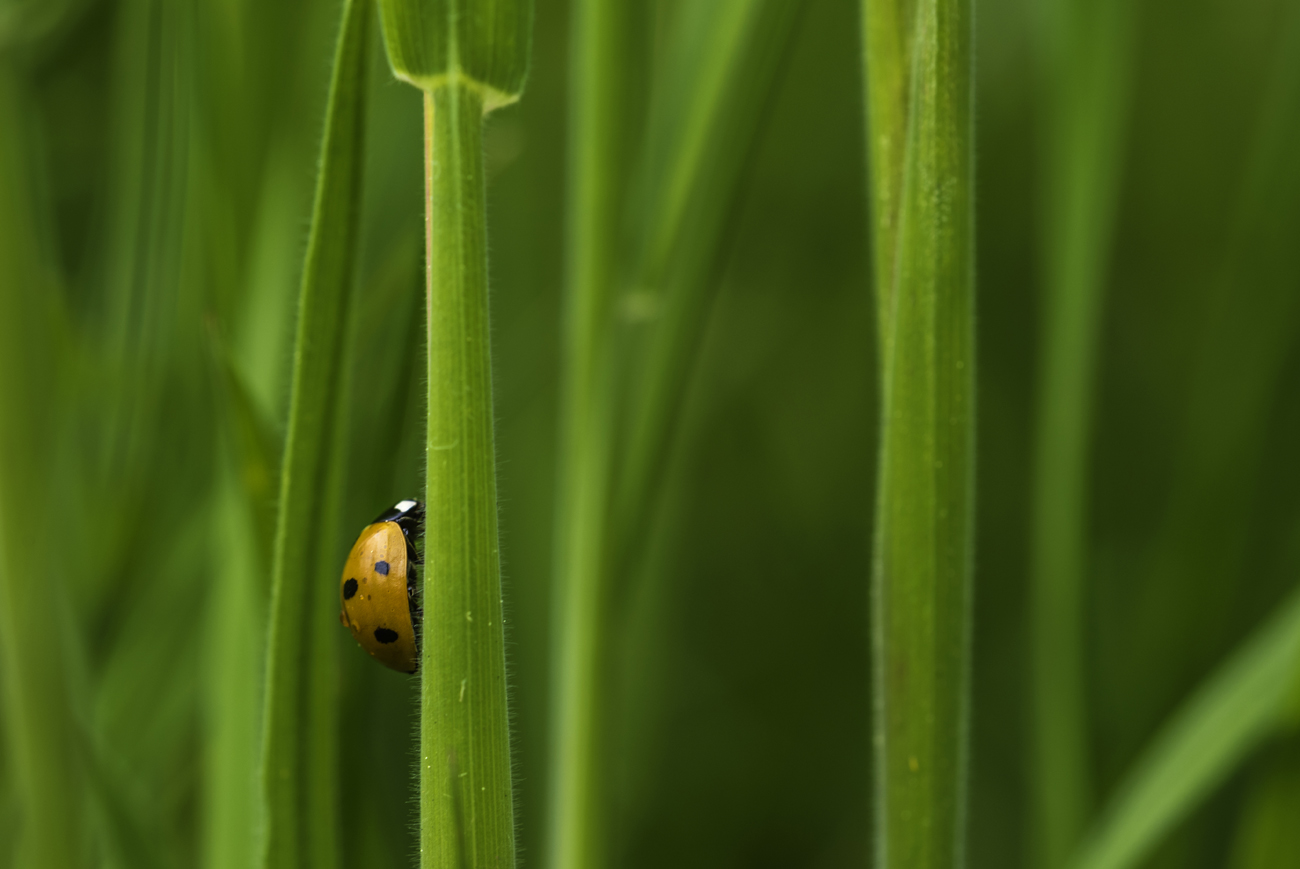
[339,499,424,673]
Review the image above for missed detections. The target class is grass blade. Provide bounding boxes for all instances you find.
[376,1,532,863]
[1068,17,1300,868]
[863,0,976,865]
[208,468,269,869]
[335,228,425,869]
[612,0,803,569]
[1067,586,1300,869]
[258,1,370,865]
[549,3,804,865]
[548,1,642,867]
[85,0,194,618]
[417,78,516,869]
[1119,2,1300,729]
[0,62,83,869]
[1027,0,1135,865]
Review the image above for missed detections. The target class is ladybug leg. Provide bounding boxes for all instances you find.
[406,565,424,650]
[406,533,424,565]
[398,513,425,565]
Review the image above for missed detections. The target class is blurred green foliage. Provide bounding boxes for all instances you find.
[1,0,1299,867]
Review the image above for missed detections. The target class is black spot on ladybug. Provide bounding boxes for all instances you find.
[375,560,390,576]
[374,627,399,644]
[343,578,358,599]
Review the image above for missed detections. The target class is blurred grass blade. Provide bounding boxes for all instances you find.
[548,1,642,866]
[0,62,83,869]
[612,0,803,567]
[209,469,269,869]
[863,0,976,866]
[91,510,206,858]
[1132,0,1300,651]
[1072,21,1300,869]
[417,78,516,869]
[1028,0,1135,865]
[550,2,804,866]
[258,1,370,866]
[339,227,426,517]
[336,228,426,869]
[1067,586,1300,869]
[84,0,194,616]
[377,0,531,110]
[206,326,279,869]
[82,717,167,869]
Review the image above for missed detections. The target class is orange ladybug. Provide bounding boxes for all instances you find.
[339,499,423,673]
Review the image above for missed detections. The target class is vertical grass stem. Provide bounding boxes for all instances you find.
[420,82,516,869]
[1028,2,1134,864]
[0,63,82,869]
[547,1,632,866]
[864,0,975,866]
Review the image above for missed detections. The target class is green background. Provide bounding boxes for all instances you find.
[2,0,1299,866]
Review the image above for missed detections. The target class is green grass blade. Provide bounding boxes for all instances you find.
[208,470,269,869]
[612,0,803,568]
[85,0,194,615]
[549,3,804,865]
[376,1,534,863]
[91,512,206,858]
[418,78,516,869]
[863,0,976,865]
[1068,20,1300,869]
[1027,0,1136,865]
[1107,15,1300,807]
[548,1,642,867]
[0,62,83,869]
[258,1,370,866]
[83,750,166,869]
[204,314,279,869]
[1067,586,1300,869]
